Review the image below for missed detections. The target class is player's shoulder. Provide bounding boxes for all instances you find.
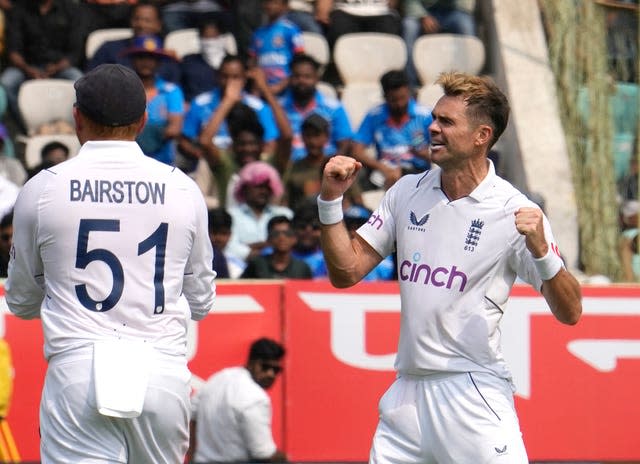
[491,175,536,211]
[412,101,433,118]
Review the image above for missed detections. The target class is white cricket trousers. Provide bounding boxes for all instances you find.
[39,351,191,463]
[370,372,529,464]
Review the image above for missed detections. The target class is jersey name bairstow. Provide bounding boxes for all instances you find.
[69,179,166,204]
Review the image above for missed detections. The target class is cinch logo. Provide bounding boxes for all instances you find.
[367,213,383,230]
[399,253,468,291]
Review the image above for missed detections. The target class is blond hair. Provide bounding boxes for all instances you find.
[436,72,510,147]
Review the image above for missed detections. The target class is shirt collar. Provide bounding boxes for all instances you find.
[431,159,497,202]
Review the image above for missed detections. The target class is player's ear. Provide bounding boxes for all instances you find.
[474,124,493,147]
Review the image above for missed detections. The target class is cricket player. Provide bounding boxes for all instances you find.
[317,72,583,463]
[5,64,216,463]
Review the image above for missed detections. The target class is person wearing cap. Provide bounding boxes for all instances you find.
[87,2,181,84]
[226,160,293,264]
[125,34,185,165]
[5,63,216,463]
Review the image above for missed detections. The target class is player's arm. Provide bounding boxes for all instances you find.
[515,207,582,325]
[319,156,383,288]
[5,179,46,319]
[182,181,216,321]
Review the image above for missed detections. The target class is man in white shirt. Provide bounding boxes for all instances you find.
[316,72,582,463]
[190,338,287,463]
[5,63,217,463]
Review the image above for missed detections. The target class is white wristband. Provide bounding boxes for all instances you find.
[317,195,344,225]
[533,247,563,281]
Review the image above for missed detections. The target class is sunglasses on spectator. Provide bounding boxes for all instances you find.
[269,230,295,238]
[261,362,282,374]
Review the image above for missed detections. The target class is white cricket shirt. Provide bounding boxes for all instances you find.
[357,162,558,380]
[193,367,276,462]
[6,141,216,360]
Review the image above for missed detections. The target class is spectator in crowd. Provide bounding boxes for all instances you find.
[189,338,287,463]
[291,200,328,278]
[208,207,246,278]
[27,140,69,179]
[126,35,185,165]
[87,2,181,84]
[343,204,396,281]
[241,215,312,279]
[279,53,352,163]
[249,0,305,96]
[207,208,230,279]
[79,0,133,41]
[179,55,280,173]
[283,114,362,211]
[184,67,292,207]
[0,124,26,186]
[402,0,477,88]
[0,0,84,132]
[159,0,232,33]
[0,211,12,278]
[351,70,432,191]
[286,0,332,34]
[619,199,639,282]
[327,0,402,50]
[226,161,293,264]
[180,18,226,102]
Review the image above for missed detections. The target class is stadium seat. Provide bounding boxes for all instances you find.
[333,33,407,85]
[164,28,237,59]
[85,28,133,60]
[416,83,444,108]
[17,79,76,136]
[340,82,384,130]
[412,34,485,86]
[301,31,330,75]
[334,33,404,130]
[316,81,337,100]
[23,134,81,169]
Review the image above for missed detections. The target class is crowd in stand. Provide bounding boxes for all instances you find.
[0,0,637,282]
[0,0,479,282]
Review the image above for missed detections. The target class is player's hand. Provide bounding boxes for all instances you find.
[321,155,362,201]
[515,207,548,258]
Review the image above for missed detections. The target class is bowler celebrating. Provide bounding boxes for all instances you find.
[317,72,582,463]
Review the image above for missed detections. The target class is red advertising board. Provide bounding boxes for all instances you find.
[1,281,640,461]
